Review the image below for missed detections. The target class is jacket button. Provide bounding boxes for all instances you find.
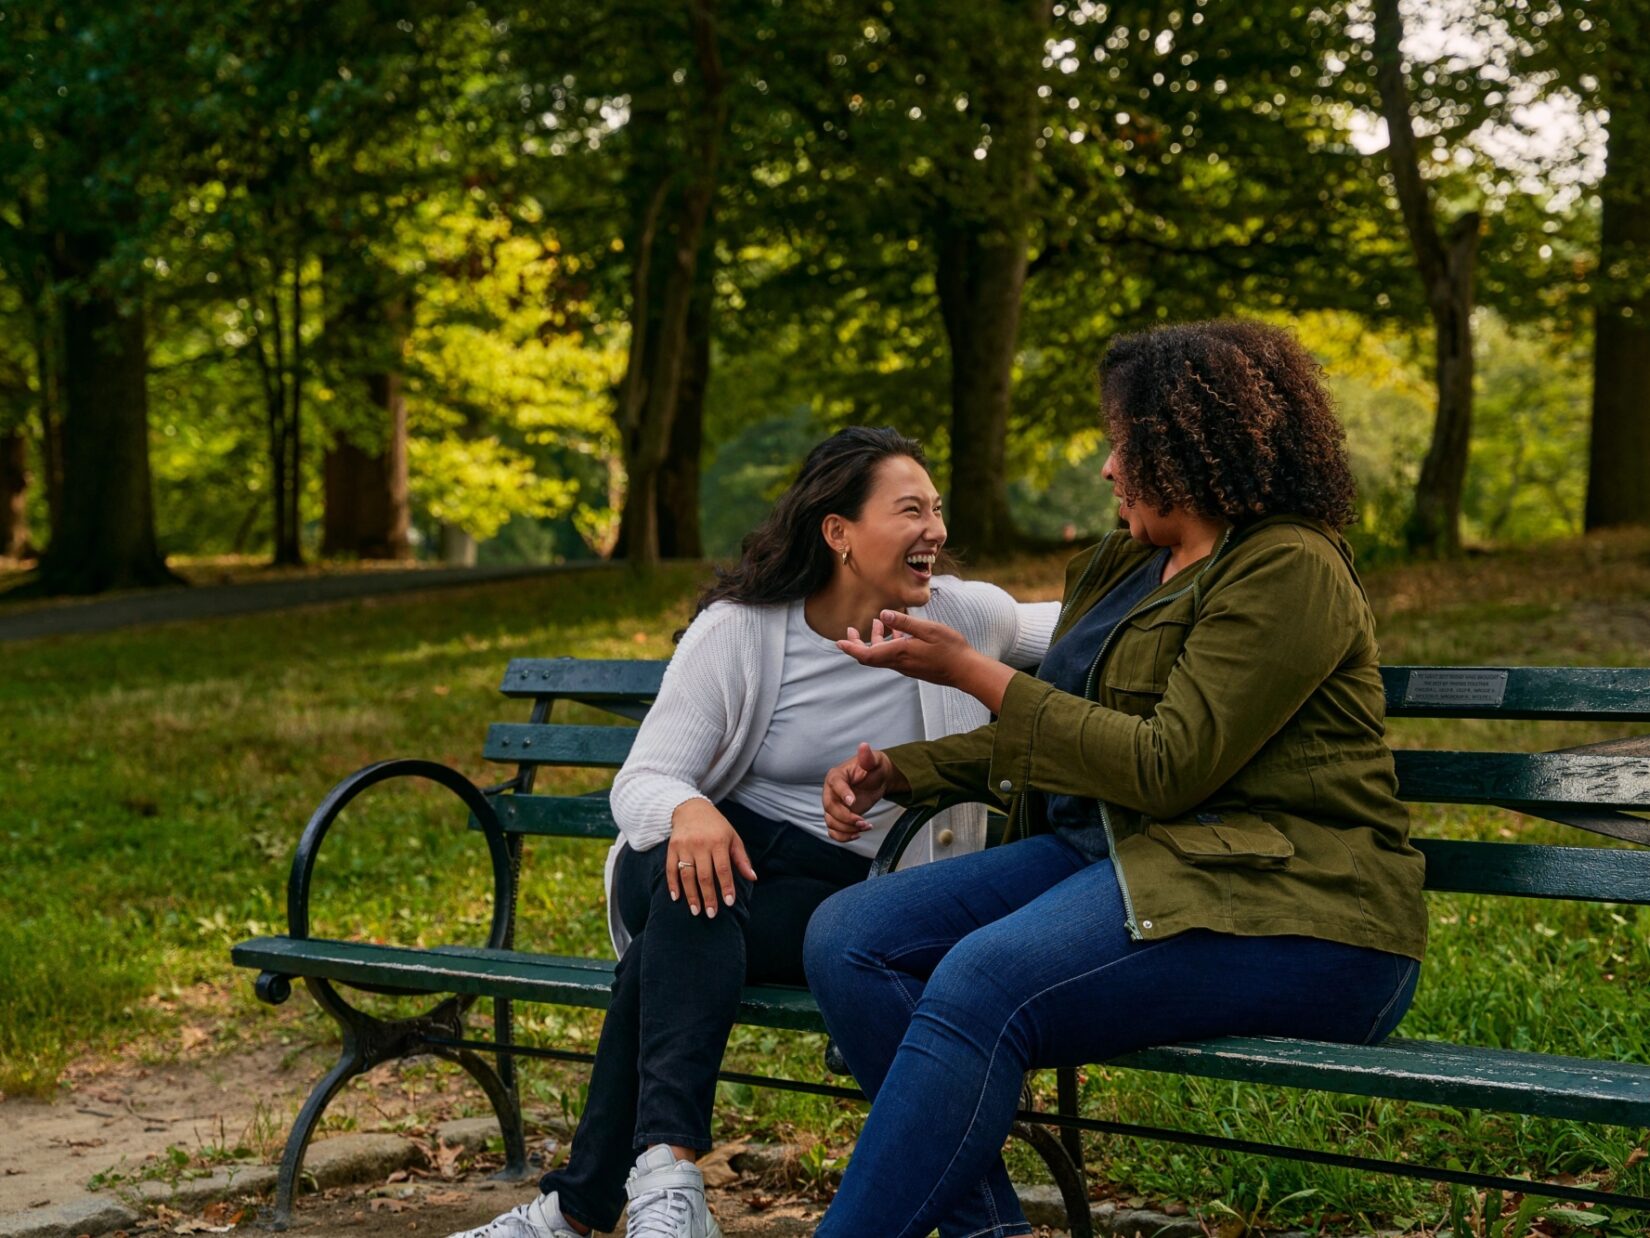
[998,779,1014,793]
[1141,920,1154,930]
[936,829,955,847]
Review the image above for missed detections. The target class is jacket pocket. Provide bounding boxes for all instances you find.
[1147,811,1295,869]
[1102,609,1190,696]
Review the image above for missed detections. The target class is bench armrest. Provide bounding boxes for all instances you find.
[287,758,514,951]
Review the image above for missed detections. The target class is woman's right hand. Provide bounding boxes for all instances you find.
[823,742,910,842]
[666,800,757,917]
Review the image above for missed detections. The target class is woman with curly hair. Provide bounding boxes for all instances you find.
[806,321,1427,1238]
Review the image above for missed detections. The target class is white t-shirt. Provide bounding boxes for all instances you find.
[726,600,925,856]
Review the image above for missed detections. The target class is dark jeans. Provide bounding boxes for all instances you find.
[539,800,870,1232]
[804,834,1422,1238]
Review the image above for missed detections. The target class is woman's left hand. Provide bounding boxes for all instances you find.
[838,611,1018,713]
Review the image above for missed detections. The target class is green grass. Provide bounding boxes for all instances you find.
[5,535,1650,1232]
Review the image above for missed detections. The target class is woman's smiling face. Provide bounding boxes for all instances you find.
[830,454,947,608]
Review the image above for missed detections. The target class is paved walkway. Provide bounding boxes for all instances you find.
[0,563,610,643]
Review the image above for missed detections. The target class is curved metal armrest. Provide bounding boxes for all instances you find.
[870,797,1001,878]
[287,758,513,951]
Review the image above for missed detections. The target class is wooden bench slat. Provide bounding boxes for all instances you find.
[484,723,637,767]
[234,937,1650,1125]
[501,659,666,701]
[1118,1035,1650,1125]
[232,936,827,1032]
[1383,665,1650,721]
[489,792,620,839]
[1415,838,1650,903]
[1394,750,1650,811]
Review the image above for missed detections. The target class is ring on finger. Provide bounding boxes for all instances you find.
[677,860,696,869]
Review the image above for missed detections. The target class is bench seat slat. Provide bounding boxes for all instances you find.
[1383,666,1650,722]
[234,936,1650,1124]
[231,936,827,1032]
[1119,1035,1650,1125]
[485,724,636,767]
[1394,751,1650,811]
[490,792,620,839]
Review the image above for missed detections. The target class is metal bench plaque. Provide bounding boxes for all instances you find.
[1402,668,1509,708]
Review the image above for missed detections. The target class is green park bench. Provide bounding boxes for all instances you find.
[232,658,1650,1231]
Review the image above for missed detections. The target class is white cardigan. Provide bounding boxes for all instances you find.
[604,577,1061,954]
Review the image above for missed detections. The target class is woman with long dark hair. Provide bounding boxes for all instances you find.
[452,427,1058,1238]
[810,322,1427,1238]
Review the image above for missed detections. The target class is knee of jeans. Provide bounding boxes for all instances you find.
[803,885,862,990]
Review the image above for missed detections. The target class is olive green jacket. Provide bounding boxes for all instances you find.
[886,516,1427,960]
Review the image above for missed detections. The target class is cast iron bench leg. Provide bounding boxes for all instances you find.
[271,1035,368,1230]
[266,981,527,1228]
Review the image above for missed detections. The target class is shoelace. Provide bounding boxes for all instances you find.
[625,1186,695,1238]
[474,1199,554,1238]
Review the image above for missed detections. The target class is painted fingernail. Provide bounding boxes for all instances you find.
[725,893,735,905]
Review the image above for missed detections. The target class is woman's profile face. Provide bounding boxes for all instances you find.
[833,454,947,608]
[1102,449,1173,547]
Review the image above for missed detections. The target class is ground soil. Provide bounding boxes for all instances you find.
[0,1021,831,1236]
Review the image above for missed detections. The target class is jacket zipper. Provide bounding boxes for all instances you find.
[1083,527,1234,939]
[1014,538,1115,839]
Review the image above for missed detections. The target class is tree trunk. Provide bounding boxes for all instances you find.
[1373,0,1479,556]
[616,0,726,566]
[32,292,64,541]
[928,0,1050,559]
[936,221,1030,558]
[440,523,476,566]
[1405,216,1480,555]
[655,253,711,559]
[0,427,29,560]
[323,295,411,559]
[35,250,178,594]
[1585,30,1650,530]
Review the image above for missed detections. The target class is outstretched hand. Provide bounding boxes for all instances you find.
[822,742,909,842]
[838,610,1017,712]
[837,610,974,686]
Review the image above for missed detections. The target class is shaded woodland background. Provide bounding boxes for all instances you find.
[1,0,1645,596]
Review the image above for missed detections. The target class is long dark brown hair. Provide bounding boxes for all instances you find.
[1100,320,1358,528]
[684,426,932,633]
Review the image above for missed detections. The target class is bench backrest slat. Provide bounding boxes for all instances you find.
[490,792,620,839]
[1383,665,1650,721]
[1416,838,1650,903]
[501,659,667,700]
[485,723,636,767]
[1392,751,1650,811]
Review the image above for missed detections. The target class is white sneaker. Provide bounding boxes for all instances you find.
[444,1190,582,1238]
[623,1146,722,1238]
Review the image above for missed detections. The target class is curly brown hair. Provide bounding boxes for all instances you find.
[1099,320,1358,528]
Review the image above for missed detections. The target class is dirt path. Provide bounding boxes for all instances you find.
[0,563,614,643]
[0,1031,831,1238]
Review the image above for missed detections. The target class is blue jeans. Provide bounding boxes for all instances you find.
[541,801,869,1232]
[804,834,1420,1238]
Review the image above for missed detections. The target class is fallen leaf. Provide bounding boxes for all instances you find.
[423,1191,467,1206]
[387,1170,410,1183]
[697,1141,747,1189]
[370,1198,412,1214]
[179,1026,210,1052]
[1628,1147,1647,1168]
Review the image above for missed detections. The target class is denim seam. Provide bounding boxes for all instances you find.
[956,1223,1034,1238]
[890,939,1180,1238]
[1362,957,1418,1045]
